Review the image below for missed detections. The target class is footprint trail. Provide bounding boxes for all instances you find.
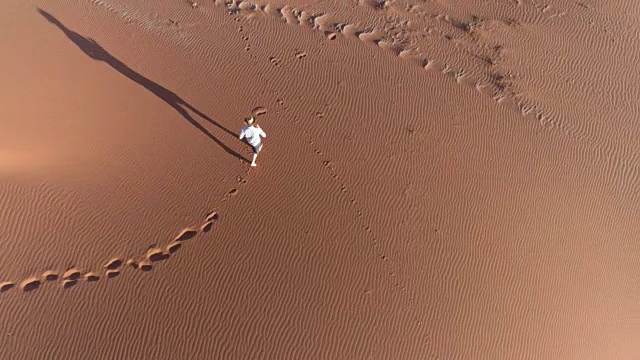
[0,167,253,294]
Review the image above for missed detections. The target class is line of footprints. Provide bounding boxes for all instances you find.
[226,0,556,129]
[0,182,247,294]
[280,99,422,327]
[280,99,410,300]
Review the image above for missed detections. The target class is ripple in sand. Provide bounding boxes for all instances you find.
[21,278,41,292]
[0,282,15,292]
[174,228,198,241]
[104,258,123,270]
[42,270,59,281]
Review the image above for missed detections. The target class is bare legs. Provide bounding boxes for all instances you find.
[251,144,262,167]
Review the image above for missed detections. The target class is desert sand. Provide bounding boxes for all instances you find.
[0,0,637,359]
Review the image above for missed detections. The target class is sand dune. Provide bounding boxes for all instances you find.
[0,0,637,359]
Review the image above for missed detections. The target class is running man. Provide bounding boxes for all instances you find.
[239,116,266,167]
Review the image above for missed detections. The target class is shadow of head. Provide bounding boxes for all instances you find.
[37,8,109,61]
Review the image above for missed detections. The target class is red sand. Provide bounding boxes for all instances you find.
[0,0,637,359]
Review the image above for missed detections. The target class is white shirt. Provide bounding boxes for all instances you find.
[239,125,266,146]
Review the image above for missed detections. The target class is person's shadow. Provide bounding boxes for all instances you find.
[38,8,248,163]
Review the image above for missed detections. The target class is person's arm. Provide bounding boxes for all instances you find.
[239,128,245,140]
[258,126,266,138]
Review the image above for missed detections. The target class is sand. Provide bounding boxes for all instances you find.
[0,0,637,359]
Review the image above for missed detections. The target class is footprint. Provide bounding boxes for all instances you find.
[201,221,213,233]
[104,258,123,270]
[166,242,182,254]
[360,0,386,10]
[377,40,402,56]
[167,19,180,28]
[146,248,169,262]
[281,6,300,25]
[63,279,78,289]
[324,31,337,40]
[238,0,255,10]
[42,270,59,281]
[263,3,281,18]
[298,11,315,26]
[315,111,324,118]
[139,261,153,272]
[84,272,100,282]
[357,29,384,44]
[342,24,360,38]
[236,176,247,184]
[21,278,41,292]
[0,282,15,292]
[424,59,445,72]
[126,259,139,269]
[63,268,82,281]
[174,228,198,241]
[269,57,281,67]
[252,106,267,116]
[295,51,307,59]
[207,211,221,221]
[106,270,121,278]
[228,188,238,196]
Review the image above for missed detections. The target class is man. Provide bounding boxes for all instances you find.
[239,116,266,167]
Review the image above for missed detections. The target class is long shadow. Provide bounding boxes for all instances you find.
[38,9,247,163]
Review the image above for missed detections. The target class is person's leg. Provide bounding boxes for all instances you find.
[251,143,262,166]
